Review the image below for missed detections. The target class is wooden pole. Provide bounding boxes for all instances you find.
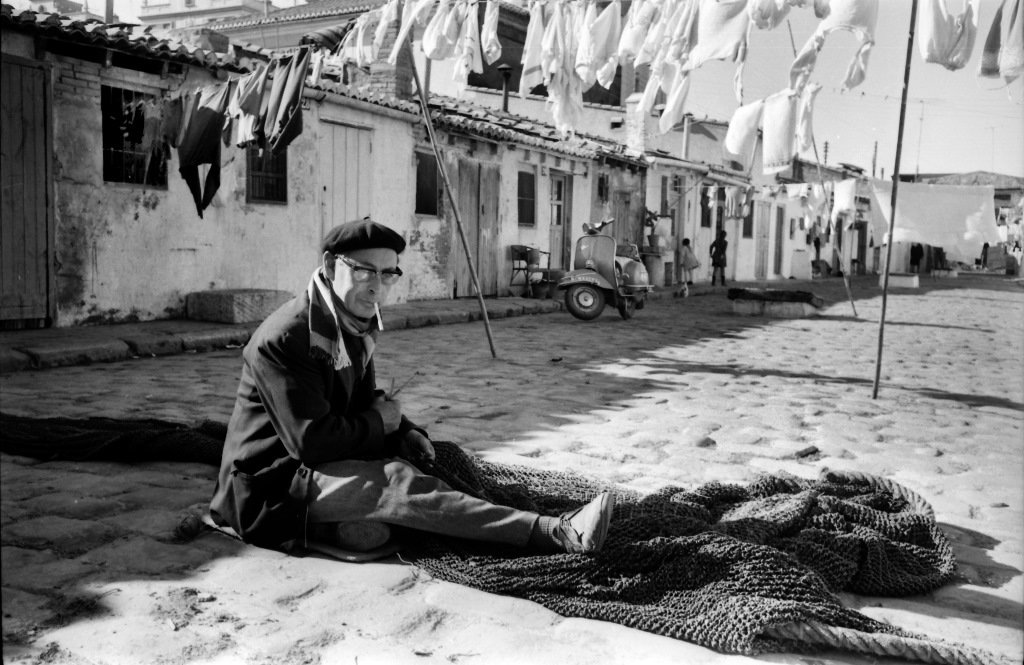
[407,46,498,359]
[787,20,856,317]
[872,0,919,399]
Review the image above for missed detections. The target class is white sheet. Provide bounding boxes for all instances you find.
[870,180,1000,263]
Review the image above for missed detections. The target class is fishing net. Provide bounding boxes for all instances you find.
[0,414,1001,664]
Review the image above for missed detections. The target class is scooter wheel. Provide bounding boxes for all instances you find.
[565,284,605,320]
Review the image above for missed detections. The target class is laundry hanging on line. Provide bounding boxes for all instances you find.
[918,0,979,71]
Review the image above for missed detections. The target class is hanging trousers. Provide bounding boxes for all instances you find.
[293,458,538,547]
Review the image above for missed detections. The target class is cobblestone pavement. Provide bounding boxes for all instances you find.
[1,275,1022,665]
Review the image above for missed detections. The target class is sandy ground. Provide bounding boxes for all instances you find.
[1,275,1022,665]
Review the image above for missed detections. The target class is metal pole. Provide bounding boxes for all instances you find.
[407,43,498,359]
[872,0,919,399]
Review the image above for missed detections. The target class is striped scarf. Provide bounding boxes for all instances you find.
[306,269,377,371]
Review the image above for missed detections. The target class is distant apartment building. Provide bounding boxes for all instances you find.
[137,0,271,33]
[27,0,111,21]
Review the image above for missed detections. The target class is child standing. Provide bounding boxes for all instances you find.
[678,238,700,296]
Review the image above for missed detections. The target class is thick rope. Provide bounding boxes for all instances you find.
[765,621,1006,665]
[820,468,935,519]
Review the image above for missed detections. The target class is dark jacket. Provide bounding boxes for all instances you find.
[209,292,420,549]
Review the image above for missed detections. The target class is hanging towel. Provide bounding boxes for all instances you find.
[796,81,821,153]
[482,0,503,64]
[177,83,230,219]
[452,0,484,95]
[618,0,659,63]
[979,0,1023,83]
[683,0,751,101]
[520,0,546,96]
[723,98,764,172]
[829,178,859,227]
[423,0,457,60]
[749,0,793,30]
[268,46,311,155]
[340,13,376,67]
[390,0,436,65]
[373,0,401,55]
[658,69,691,133]
[790,0,879,92]
[577,0,623,89]
[723,186,746,218]
[761,88,799,174]
[576,0,600,89]
[919,0,979,71]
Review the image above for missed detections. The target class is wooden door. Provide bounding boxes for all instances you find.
[318,121,372,242]
[754,201,770,280]
[1,56,52,327]
[477,163,500,295]
[548,173,569,269]
[773,206,785,275]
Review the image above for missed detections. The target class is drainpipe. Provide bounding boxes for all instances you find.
[497,64,512,112]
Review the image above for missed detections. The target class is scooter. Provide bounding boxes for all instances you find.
[557,218,653,321]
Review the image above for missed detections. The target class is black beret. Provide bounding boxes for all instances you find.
[321,218,407,255]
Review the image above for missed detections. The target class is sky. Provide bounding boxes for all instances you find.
[684,0,1023,179]
[22,1,1024,178]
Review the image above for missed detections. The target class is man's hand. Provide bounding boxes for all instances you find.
[371,395,402,434]
[400,429,435,464]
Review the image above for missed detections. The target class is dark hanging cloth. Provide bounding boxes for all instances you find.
[268,46,312,155]
[177,83,230,218]
[260,55,291,151]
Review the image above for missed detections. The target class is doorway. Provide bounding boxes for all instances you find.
[548,173,572,269]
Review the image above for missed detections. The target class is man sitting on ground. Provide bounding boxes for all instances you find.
[210,218,613,556]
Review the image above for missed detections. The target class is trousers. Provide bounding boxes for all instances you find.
[295,458,538,547]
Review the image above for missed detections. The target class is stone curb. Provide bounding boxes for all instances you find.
[0,290,700,375]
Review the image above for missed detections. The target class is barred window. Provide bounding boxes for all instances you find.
[101,85,167,186]
[246,146,287,203]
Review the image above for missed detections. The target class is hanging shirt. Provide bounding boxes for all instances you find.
[482,0,503,65]
[979,0,1023,83]
[761,88,798,174]
[723,98,764,172]
[177,83,230,218]
[452,0,484,96]
[658,70,691,134]
[791,0,879,92]
[749,0,793,30]
[225,62,269,149]
[919,0,979,71]
[520,0,546,96]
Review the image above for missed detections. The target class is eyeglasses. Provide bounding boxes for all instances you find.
[336,255,403,285]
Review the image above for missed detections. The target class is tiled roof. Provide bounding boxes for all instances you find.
[424,94,647,166]
[206,0,385,31]
[0,4,249,72]
[919,172,1024,189]
[207,0,527,32]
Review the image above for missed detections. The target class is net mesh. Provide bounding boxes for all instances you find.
[1,414,983,662]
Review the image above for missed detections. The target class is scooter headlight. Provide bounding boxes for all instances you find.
[585,259,595,270]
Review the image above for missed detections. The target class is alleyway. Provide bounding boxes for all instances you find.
[2,275,1022,665]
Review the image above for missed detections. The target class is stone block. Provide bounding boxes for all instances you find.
[17,339,131,369]
[883,273,920,288]
[185,289,292,324]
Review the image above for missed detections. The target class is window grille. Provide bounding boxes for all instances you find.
[246,145,287,203]
[517,171,536,227]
